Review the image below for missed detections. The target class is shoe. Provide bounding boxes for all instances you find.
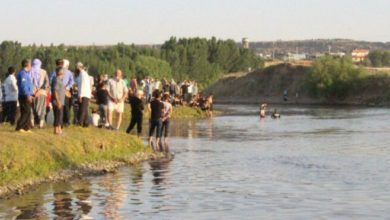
[26,130,33,133]
[17,129,27,133]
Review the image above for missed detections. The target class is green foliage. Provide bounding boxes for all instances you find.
[135,55,172,79]
[0,38,263,88]
[367,50,390,67]
[306,56,365,99]
[382,51,390,66]
[161,37,263,87]
[368,50,384,67]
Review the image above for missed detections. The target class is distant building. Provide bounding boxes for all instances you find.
[329,52,346,58]
[307,53,325,60]
[281,53,307,61]
[242,38,250,49]
[351,49,369,62]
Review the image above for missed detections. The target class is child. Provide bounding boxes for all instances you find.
[90,108,100,127]
[51,67,65,135]
[260,103,267,118]
[271,109,281,119]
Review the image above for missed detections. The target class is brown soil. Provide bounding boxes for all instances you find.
[206,64,390,106]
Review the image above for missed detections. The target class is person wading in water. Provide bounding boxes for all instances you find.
[148,90,164,151]
[161,93,173,152]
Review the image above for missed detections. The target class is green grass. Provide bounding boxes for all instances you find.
[0,105,206,187]
[0,124,151,187]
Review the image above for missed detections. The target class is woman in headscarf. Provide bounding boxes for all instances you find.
[31,58,49,128]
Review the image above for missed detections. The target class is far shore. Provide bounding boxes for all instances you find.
[214,96,390,107]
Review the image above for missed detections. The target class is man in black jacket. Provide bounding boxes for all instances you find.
[126,90,145,137]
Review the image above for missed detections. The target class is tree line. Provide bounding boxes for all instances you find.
[366,50,390,67]
[306,55,365,99]
[0,37,263,88]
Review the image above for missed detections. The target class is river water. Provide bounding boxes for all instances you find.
[1,105,390,219]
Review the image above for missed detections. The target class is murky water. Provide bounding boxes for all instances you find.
[1,105,390,219]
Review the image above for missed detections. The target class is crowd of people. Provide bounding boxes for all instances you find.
[0,58,214,152]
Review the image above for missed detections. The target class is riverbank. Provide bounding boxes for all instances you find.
[0,125,161,199]
[206,64,390,107]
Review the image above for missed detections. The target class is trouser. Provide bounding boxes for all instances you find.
[53,105,63,127]
[78,97,90,127]
[16,97,32,131]
[149,119,162,138]
[126,114,143,134]
[161,119,170,138]
[98,104,108,126]
[34,95,46,123]
[45,106,51,122]
[3,101,17,125]
[62,97,71,125]
[73,100,80,125]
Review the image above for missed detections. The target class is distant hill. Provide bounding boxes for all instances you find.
[206,63,390,106]
[248,39,390,55]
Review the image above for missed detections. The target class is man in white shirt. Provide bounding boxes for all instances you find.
[77,62,91,127]
[107,69,128,130]
[3,67,18,125]
[161,93,173,152]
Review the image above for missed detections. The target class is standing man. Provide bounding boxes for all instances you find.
[126,90,145,137]
[148,90,164,151]
[16,59,33,132]
[31,58,50,128]
[96,74,109,128]
[161,93,173,152]
[107,69,128,130]
[51,67,66,135]
[77,62,91,127]
[62,59,74,126]
[3,67,18,125]
[181,80,189,103]
[49,59,74,126]
[144,78,152,103]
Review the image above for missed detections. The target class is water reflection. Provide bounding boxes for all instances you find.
[72,180,93,219]
[52,185,74,219]
[150,158,172,186]
[99,173,127,219]
[15,194,46,220]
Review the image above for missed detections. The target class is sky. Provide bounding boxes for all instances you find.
[0,0,389,45]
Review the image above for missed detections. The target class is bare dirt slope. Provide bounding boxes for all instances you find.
[206,64,390,106]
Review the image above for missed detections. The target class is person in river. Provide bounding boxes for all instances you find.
[148,90,164,151]
[205,95,214,117]
[51,67,65,135]
[160,93,173,152]
[126,90,145,137]
[271,109,281,119]
[260,103,267,118]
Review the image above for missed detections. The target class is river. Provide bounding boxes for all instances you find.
[1,105,390,219]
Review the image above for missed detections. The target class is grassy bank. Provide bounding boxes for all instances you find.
[0,124,153,196]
